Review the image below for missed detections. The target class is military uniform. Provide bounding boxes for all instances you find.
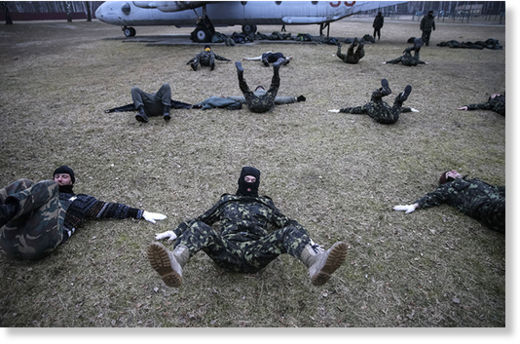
[372,13,384,40]
[336,42,365,64]
[339,86,412,124]
[0,179,143,260]
[415,178,505,233]
[386,46,425,66]
[237,63,280,113]
[171,194,312,273]
[131,83,172,116]
[420,13,436,46]
[466,94,505,116]
[187,50,230,71]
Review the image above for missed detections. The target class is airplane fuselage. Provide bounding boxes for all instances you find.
[96,1,386,27]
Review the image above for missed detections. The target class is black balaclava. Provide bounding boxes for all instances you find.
[53,165,75,194]
[236,166,261,197]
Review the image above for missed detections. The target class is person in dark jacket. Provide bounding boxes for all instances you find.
[458,93,505,116]
[394,170,505,233]
[0,166,166,260]
[147,166,348,288]
[328,79,416,124]
[234,58,286,113]
[243,51,292,66]
[384,38,426,66]
[420,10,436,46]
[336,38,365,64]
[131,83,173,123]
[372,11,384,40]
[187,45,230,71]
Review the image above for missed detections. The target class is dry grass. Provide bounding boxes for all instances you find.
[0,18,505,327]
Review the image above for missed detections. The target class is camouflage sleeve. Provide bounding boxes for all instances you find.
[467,102,492,111]
[215,54,230,61]
[336,45,346,61]
[173,198,224,235]
[414,184,451,209]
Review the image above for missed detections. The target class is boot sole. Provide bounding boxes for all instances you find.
[147,243,182,288]
[311,242,348,286]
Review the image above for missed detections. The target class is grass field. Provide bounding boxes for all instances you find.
[0,17,506,328]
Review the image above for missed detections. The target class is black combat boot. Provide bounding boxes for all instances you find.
[135,106,149,123]
[398,85,412,102]
[163,105,171,121]
[381,78,392,96]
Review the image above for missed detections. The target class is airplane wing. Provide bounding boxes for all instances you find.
[133,1,208,12]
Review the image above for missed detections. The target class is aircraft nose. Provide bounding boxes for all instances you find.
[95,2,122,23]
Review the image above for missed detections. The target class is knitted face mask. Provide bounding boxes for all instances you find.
[236,166,261,197]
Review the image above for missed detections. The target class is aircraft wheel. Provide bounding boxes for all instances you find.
[193,28,210,42]
[242,24,257,35]
[123,27,136,37]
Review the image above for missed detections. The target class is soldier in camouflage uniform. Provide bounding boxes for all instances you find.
[0,166,166,260]
[384,38,426,66]
[336,38,365,64]
[147,166,348,288]
[186,45,230,71]
[328,79,415,124]
[394,170,505,233]
[234,59,285,113]
[458,93,505,116]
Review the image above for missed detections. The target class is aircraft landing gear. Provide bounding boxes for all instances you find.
[241,24,257,35]
[123,26,136,37]
[190,15,215,43]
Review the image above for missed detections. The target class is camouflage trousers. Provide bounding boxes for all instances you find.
[238,69,280,113]
[174,221,311,273]
[340,89,406,124]
[131,83,172,116]
[0,179,65,260]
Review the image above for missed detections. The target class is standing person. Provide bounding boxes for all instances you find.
[457,93,505,116]
[242,51,293,66]
[328,79,416,124]
[420,10,436,46]
[394,170,505,233]
[336,38,365,64]
[234,58,285,113]
[131,83,173,123]
[0,166,166,260]
[372,11,384,41]
[186,45,230,71]
[147,166,348,288]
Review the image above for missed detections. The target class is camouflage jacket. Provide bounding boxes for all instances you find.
[174,193,302,242]
[467,95,505,116]
[59,192,143,238]
[196,51,230,65]
[415,178,505,232]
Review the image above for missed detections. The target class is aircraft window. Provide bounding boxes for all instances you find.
[121,3,131,15]
[311,1,318,4]
[241,1,247,5]
[275,1,282,4]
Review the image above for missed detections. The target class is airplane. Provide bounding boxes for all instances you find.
[95,1,406,42]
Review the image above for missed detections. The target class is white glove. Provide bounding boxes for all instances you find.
[393,204,418,214]
[142,211,167,224]
[410,107,419,112]
[155,230,177,242]
[328,109,340,113]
